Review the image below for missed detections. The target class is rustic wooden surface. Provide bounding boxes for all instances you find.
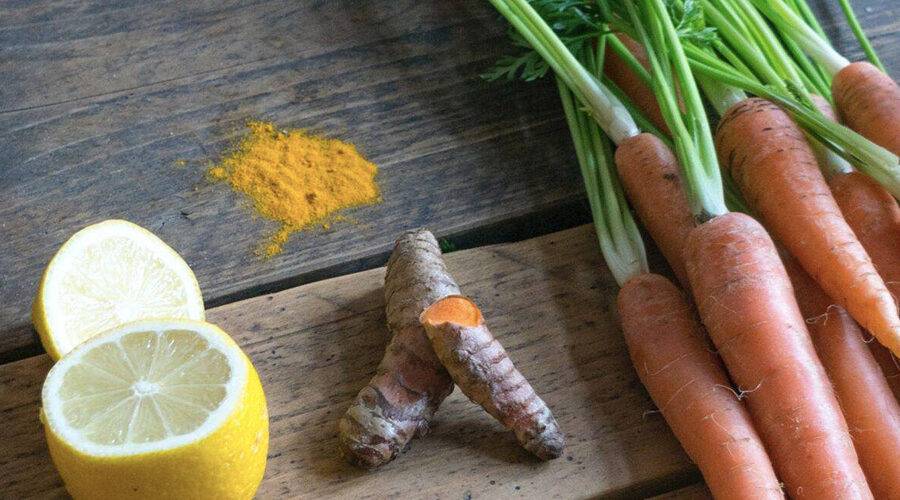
[649,484,713,500]
[0,226,708,499]
[1,0,898,361]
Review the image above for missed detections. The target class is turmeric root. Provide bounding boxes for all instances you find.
[420,295,565,460]
[338,229,460,468]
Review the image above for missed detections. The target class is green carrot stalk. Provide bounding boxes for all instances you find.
[697,75,745,116]
[605,35,653,87]
[485,0,649,283]
[748,0,850,76]
[788,0,829,41]
[601,76,673,148]
[486,0,639,144]
[696,0,850,175]
[838,0,886,72]
[625,0,728,220]
[688,57,899,196]
[672,1,900,196]
[557,75,648,285]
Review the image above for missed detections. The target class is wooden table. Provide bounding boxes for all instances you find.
[1,1,896,498]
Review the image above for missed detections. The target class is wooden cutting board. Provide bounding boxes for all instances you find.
[0,226,704,498]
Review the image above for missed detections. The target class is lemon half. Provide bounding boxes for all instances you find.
[33,220,205,359]
[41,319,268,500]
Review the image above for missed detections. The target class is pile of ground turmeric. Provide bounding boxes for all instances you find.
[209,121,380,256]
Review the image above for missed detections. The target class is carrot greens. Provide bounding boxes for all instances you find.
[486,0,648,285]
[620,0,728,220]
[838,0,886,72]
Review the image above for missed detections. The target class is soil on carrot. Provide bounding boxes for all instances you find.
[208,121,381,257]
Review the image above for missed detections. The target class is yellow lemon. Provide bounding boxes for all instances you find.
[33,220,204,359]
[40,319,269,500]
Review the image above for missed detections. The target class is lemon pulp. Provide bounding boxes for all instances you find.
[43,322,245,456]
[42,320,268,499]
[34,220,204,359]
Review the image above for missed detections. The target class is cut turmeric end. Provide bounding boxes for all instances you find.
[420,295,484,328]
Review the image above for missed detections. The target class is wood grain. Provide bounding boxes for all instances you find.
[649,484,713,500]
[0,226,704,499]
[0,0,581,360]
[2,0,897,361]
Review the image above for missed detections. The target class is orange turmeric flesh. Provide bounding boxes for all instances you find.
[420,296,483,328]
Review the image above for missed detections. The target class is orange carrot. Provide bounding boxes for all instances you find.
[716,98,900,357]
[685,212,872,500]
[869,341,900,401]
[829,171,900,399]
[615,133,695,288]
[783,255,900,499]
[603,34,670,134]
[832,61,900,155]
[615,138,784,496]
[828,172,900,288]
[619,273,782,499]
[805,95,900,398]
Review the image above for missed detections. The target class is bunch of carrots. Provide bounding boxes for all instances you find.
[485,0,899,498]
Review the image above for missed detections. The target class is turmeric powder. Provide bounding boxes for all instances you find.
[209,121,380,256]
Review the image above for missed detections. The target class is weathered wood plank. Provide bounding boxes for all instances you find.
[0,0,581,360]
[1,0,897,361]
[650,484,713,500]
[0,226,702,498]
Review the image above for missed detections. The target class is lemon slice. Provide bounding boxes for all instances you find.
[41,319,268,500]
[33,219,205,359]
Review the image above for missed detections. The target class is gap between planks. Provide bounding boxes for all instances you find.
[0,198,592,366]
[0,225,702,499]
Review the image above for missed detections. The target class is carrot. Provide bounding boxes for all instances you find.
[828,172,900,292]
[802,94,900,398]
[618,6,870,496]
[782,255,900,499]
[684,212,872,500]
[619,273,782,499]
[829,171,900,398]
[716,97,900,357]
[869,341,900,401]
[832,61,900,156]
[615,132,879,497]
[613,134,853,498]
[604,34,670,134]
[615,133,695,288]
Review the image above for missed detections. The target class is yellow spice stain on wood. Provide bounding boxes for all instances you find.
[209,121,380,256]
